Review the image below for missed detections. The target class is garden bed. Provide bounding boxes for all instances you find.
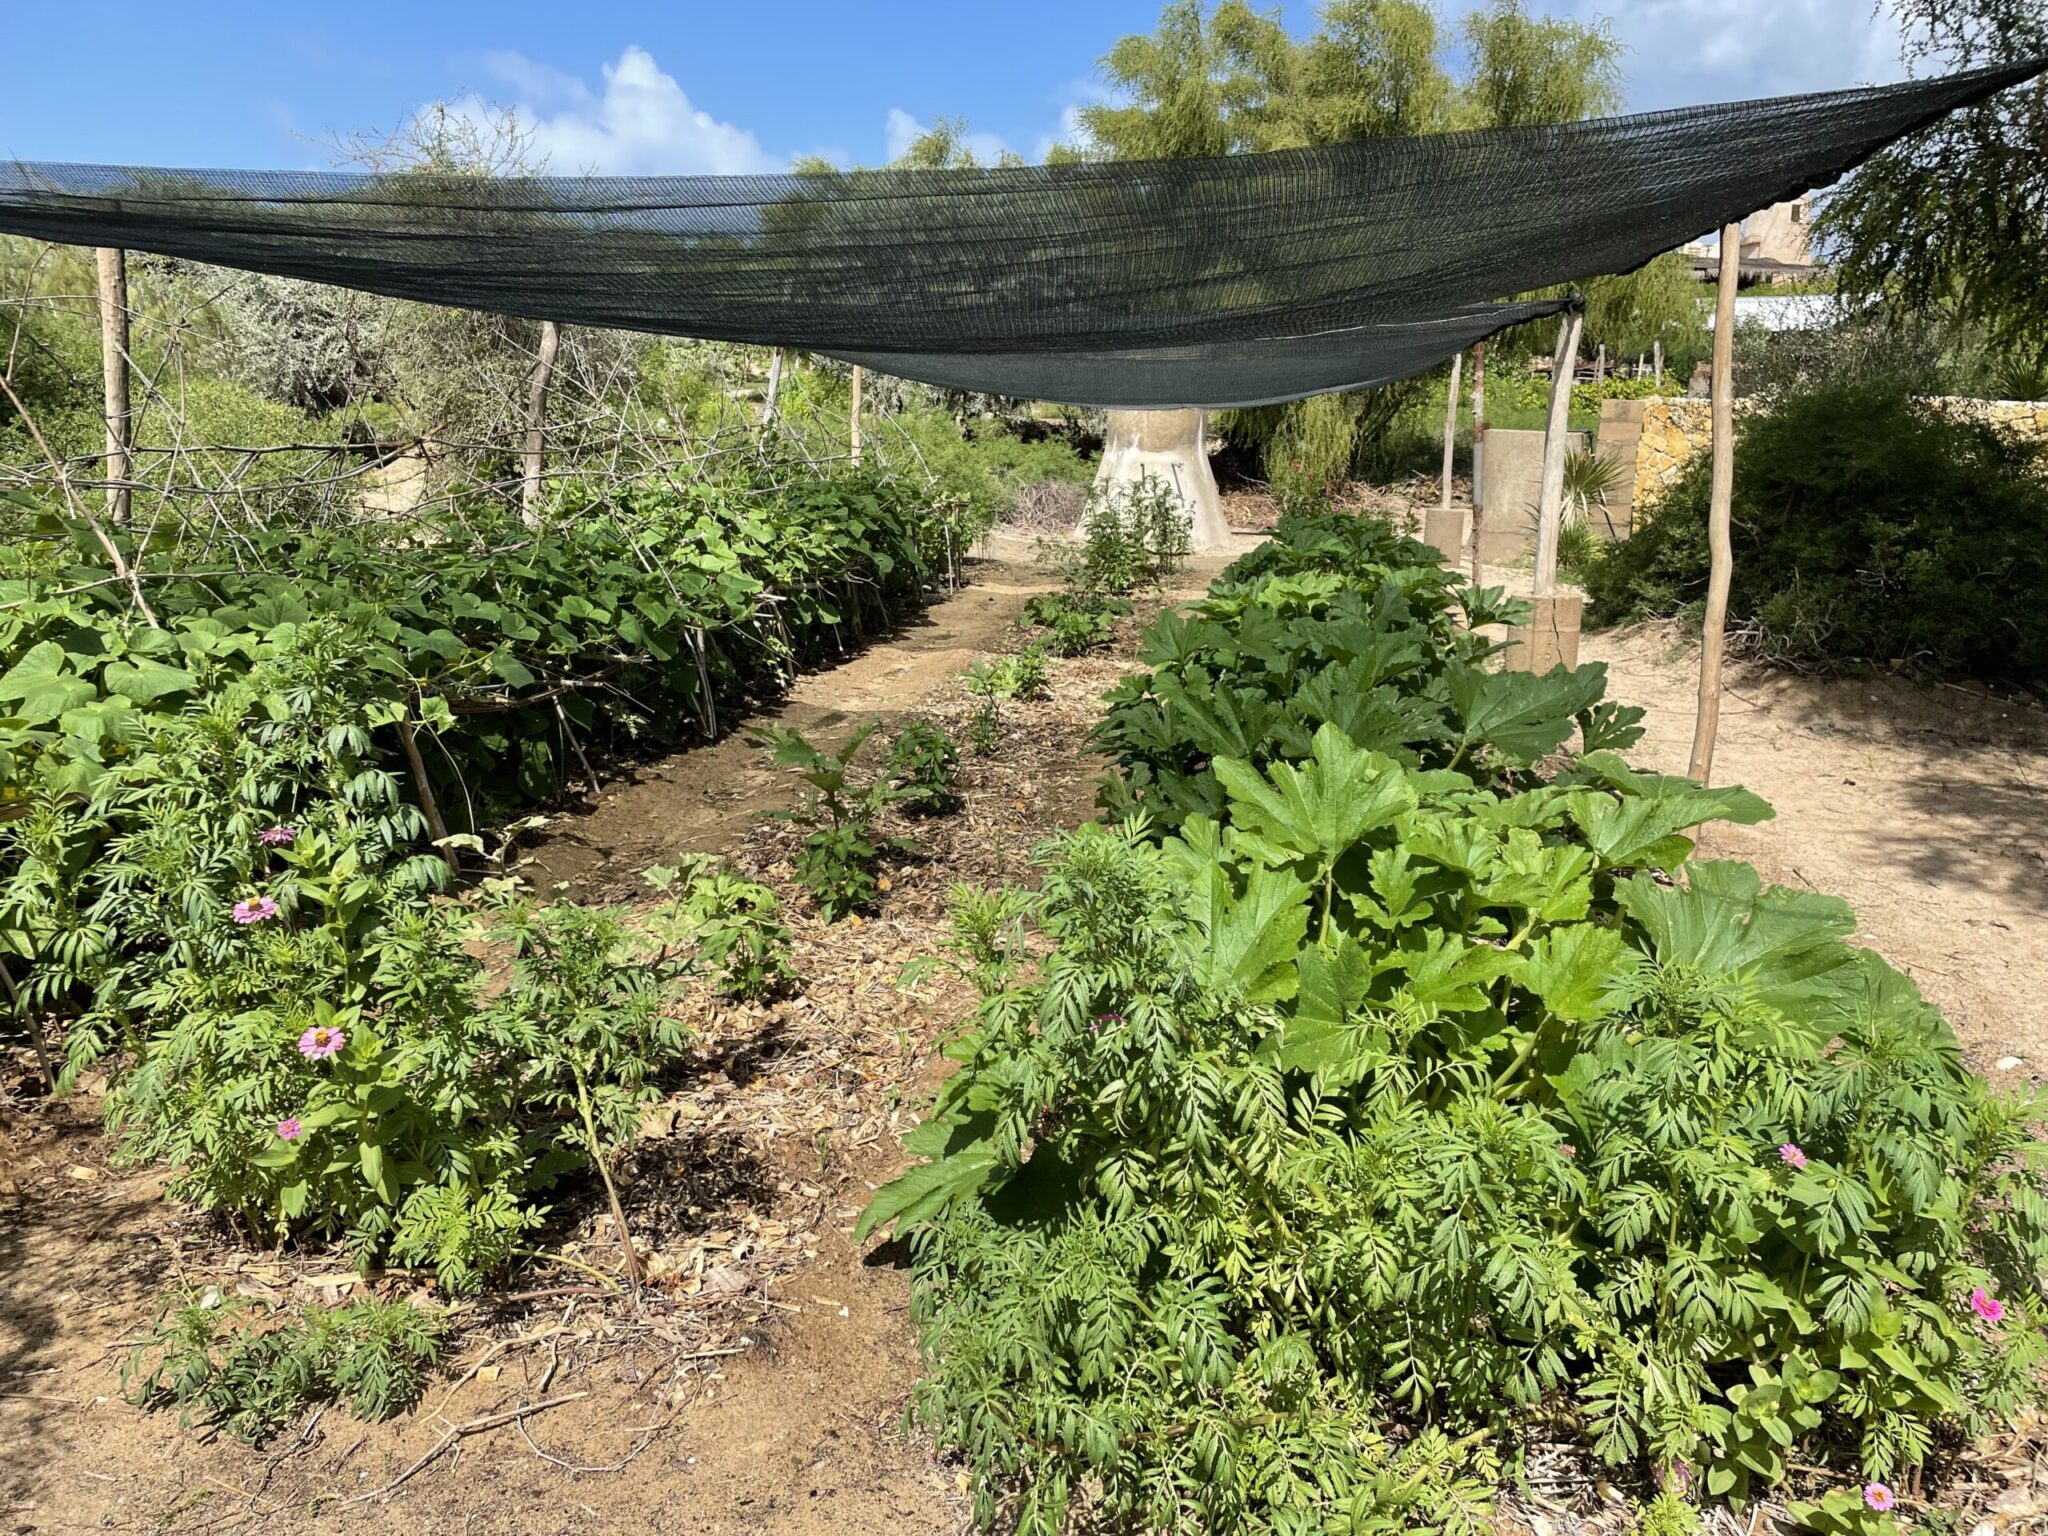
[5,541,2048,1535]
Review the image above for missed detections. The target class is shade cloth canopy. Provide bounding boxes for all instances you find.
[0,57,2037,406]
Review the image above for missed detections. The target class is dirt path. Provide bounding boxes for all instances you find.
[526,551,1066,898]
[6,548,2047,1536]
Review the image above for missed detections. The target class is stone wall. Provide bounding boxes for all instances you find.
[1617,396,2048,514]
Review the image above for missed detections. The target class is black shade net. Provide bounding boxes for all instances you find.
[0,57,2038,408]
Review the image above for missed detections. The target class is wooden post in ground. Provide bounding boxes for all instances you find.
[95,247,131,525]
[850,364,863,467]
[1653,338,1664,383]
[1423,350,1464,561]
[762,347,785,438]
[1467,341,1487,587]
[1687,222,1743,783]
[1533,308,1585,597]
[1594,343,1606,385]
[521,320,561,527]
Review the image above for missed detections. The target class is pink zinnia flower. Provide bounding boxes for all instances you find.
[276,1117,303,1141]
[232,895,279,925]
[1559,1144,1576,1160]
[259,825,297,847]
[1971,1287,2005,1323]
[297,1026,345,1060]
[1864,1483,1894,1513]
[1779,1142,1808,1169]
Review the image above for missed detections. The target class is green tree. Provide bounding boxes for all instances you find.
[1817,0,2048,370]
[1078,0,1242,158]
[1456,0,1623,126]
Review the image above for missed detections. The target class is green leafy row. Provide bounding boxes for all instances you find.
[869,513,2048,1536]
[1,464,939,816]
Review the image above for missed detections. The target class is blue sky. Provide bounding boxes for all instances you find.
[2,1,1909,173]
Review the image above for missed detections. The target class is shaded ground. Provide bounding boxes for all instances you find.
[5,535,2047,1534]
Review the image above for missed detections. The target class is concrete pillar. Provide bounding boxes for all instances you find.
[1502,592,1583,672]
[1086,408,1233,553]
[1421,505,1467,565]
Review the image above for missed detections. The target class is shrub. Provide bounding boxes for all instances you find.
[1584,379,2048,684]
[868,517,2048,1535]
[13,637,714,1293]
[887,720,964,816]
[1040,475,1191,596]
[1021,593,1132,656]
[754,723,912,920]
[126,1292,445,1444]
[1093,511,1634,833]
[645,855,795,1001]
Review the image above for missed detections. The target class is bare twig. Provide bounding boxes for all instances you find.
[336,1391,590,1505]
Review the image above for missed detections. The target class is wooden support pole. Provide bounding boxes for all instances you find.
[1439,350,1462,523]
[1533,308,1585,597]
[1593,343,1606,385]
[1653,338,1664,384]
[1688,222,1743,784]
[850,364,864,467]
[521,320,561,528]
[762,346,784,437]
[1467,341,1487,587]
[95,247,131,525]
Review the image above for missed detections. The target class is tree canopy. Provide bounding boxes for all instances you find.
[1818,0,2048,370]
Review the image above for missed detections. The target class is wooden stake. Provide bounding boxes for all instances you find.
[1439,349,1462,534]
[1653,338,1664,384]
[1533,308,1584,597]
[762,346,784,437]
[1593,343,1606,385]
[1688,221,1742,784]
[850,364,864,467]
[1468,341,1487,587]
[95,248,131,525]
[521,320,560,528]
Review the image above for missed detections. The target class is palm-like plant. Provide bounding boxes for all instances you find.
[1562,446,1629,537]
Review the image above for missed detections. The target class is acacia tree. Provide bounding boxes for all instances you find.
[1817,0,2048,374]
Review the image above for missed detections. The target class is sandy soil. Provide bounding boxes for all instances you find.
[1583,624,2048,1077]
[5,539,2046,1535]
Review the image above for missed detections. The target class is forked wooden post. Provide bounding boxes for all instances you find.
[850,364,864,467]
[1467,341,1487,587]
[521,319,561,527]
[1688,221,1743,783]
[95,247,131,525]
[1533,307,1584,596]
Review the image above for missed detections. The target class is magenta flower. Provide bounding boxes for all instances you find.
[259,825,297,847]
[1971,1286,2005,1323]
[1864,1482,1894,1513]
[232,895,279,925]
[297,1025,345,1061]
[1778,1142,1808,1169]
[276,1117,303,1141]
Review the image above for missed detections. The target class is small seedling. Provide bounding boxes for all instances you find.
[752,723,912,920]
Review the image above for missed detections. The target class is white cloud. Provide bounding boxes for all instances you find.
[465,45,778,175]
[1567,0,1909,112]
[883,107,924,162]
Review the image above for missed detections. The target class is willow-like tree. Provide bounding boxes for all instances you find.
[1819,0,2048,375]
